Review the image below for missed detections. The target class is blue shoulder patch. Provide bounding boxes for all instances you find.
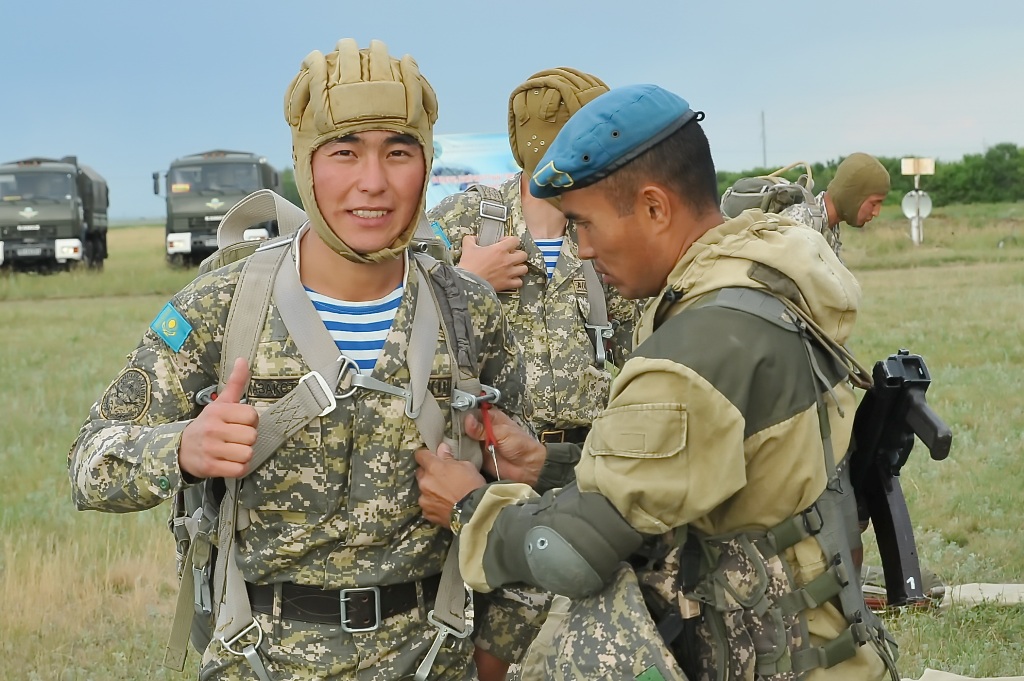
[150,302,193,353]
[430,220,452,248]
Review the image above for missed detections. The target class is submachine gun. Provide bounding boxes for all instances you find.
[848,349,952,607]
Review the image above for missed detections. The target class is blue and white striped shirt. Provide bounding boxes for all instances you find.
[534,238,563,279]
[305,284,403,373]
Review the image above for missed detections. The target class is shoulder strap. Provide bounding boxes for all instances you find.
[466,184,509,247]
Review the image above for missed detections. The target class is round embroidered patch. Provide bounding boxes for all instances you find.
[99,368,152,421]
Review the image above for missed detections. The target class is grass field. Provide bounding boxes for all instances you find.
[1,206,1023,679]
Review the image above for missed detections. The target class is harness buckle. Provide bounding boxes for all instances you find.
[334,355,420,417]
[478,199,508,222]
[584,323,614,366]
[451,384,501,412]
[298,371,337,417]
[339,586,382,633]
[801,504,824,536]
[414,607,473,681]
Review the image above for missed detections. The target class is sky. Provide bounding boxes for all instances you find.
[2,0,1021,220]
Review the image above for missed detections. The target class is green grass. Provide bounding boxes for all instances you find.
[2,210,1024,679]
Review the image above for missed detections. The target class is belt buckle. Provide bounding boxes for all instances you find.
[339,586,381,633]
[540,430,564,444]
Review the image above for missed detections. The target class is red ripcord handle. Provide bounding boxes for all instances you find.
[480,396,498,452]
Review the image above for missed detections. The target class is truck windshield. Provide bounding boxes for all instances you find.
[168,162,260,196]
[0,171,74,203]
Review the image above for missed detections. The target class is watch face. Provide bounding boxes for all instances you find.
[450,505,464,536]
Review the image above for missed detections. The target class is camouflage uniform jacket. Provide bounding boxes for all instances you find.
[68,250,529,679]
[458,211,894,680]
[780,191,844,257]
[427,173,637,435]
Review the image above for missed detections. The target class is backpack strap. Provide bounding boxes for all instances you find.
[216,189,308,248]
[467,184,509,247]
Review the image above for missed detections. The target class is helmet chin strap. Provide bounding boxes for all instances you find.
[306,206,422,264]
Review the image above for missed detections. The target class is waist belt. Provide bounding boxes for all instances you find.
[539,426,591,444]
[247,574,441,632]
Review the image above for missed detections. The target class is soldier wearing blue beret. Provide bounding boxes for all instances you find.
[418,84,900,681]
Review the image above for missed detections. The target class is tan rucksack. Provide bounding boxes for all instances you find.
[720,161,824,232]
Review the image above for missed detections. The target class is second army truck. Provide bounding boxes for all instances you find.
[154,150,281,266]
[0,156,109,272]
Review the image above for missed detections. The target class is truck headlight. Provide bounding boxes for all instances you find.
[55,238,83,261]
[166,233,193,254]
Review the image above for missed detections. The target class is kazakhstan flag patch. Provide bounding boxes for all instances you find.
[429,220,451,248]
[150,302,193,353]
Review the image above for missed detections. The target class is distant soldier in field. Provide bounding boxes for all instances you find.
[67,38,564,680]
[781,152,890,257]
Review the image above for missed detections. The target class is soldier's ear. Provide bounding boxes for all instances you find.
[638,185,671,231]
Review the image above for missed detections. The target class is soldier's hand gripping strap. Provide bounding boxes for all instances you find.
[468,482,644,599]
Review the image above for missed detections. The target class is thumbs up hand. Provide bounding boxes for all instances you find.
[179,357,259,480]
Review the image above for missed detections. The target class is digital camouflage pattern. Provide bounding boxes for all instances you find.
[683,536,806,681]
[514,565,686,681]
[68,247,530,679]
[427,173,638,435]
[198,608,471,680]
[779,192,843,257]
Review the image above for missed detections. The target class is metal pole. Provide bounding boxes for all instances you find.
[761,111,767,167]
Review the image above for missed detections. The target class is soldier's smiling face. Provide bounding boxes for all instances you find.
[311,130,425,254]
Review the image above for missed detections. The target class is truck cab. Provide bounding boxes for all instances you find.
[0,156,109,272]
[154,150,280,267]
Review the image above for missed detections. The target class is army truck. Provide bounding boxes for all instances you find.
[0,156,109,272]
[154,150,281,266]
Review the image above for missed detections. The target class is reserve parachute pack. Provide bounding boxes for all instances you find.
[166,190,486,680]
[719,161,824,232]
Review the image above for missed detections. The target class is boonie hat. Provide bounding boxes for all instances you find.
[530,84,702,198]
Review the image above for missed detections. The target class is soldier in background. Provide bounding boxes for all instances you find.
[68,38,547,680]
[429,67,637,445]
[781,152,890,257]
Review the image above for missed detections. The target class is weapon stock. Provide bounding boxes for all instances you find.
[849,349,952,607]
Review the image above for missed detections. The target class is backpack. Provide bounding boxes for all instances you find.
[719,161,824,232]
[165,190,486,678]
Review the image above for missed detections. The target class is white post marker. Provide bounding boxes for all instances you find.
[901,157,935,245]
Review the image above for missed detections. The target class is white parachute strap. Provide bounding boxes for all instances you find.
[469,184,508,248]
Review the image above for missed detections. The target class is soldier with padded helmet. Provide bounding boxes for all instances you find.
[428,67,638,449]
[68,39,556,680]
[781,152,891,257]
[417,85,901,680]
[427,68,641,678]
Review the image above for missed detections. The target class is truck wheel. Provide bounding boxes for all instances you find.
[167,253,187,268]
[86,235,104,270]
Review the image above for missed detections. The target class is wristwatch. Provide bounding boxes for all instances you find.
[449,495,468,536]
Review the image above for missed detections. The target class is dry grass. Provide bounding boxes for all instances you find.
[2,210,1024,679]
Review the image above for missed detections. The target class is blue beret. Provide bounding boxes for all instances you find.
[530,84,701,198]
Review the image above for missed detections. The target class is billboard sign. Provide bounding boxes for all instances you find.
[427,133,519,209]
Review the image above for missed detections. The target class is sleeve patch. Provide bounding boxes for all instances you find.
[150,302,193,353]
[430,220,452,248]
[99,368,152,421]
